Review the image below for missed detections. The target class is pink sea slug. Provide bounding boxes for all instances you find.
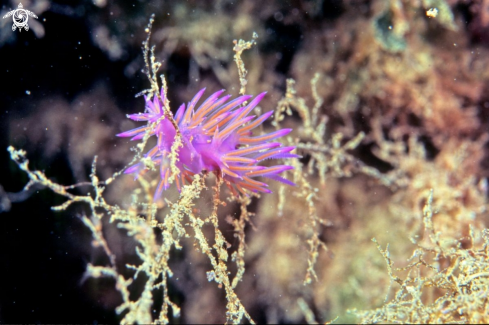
[117,88,297,199]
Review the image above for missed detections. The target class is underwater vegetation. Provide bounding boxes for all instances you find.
[3,0,489,324]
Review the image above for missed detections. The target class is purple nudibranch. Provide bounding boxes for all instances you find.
[118,87,298,199]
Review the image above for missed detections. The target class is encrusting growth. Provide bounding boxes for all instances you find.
[117,87,298,199]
